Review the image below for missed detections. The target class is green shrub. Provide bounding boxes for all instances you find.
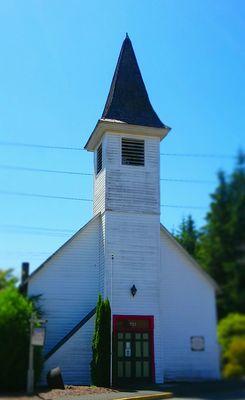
[218,313,245,355]
[224,363,244,378]
[0,268,18,289]
[0,287,43,390]
[223,337,245,378]
[91,295,111,387]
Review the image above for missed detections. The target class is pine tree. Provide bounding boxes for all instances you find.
[197,151,245,318]
[175,215,198,257]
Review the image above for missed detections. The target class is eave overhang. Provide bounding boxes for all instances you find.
[84,119,171,152]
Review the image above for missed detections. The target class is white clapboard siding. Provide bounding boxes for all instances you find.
[160,227,220,380]
[103,211,163,383]
[28,215,101,354]
[40,315,95,385]
[93,168,106,216]
[105,133,160,214]
[98,132,163,382]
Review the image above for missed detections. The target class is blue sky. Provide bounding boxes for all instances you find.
[0,0,244,275]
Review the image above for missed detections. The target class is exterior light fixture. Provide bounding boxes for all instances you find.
[131,284,137,297]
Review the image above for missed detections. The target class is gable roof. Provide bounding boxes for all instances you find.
[28,214,101,280]
[160,224,219,291]
[101,34,167,129]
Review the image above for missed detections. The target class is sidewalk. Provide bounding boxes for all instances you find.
[0,385,173,400]
[58,388,173,400]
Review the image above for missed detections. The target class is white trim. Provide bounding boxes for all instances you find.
[84,119,170,151]
[29,213,101,280]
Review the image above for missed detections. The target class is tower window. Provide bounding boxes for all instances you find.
[122,138,145,166]
[96,143,103,174]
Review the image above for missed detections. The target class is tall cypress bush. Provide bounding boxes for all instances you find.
[91,295,111,386]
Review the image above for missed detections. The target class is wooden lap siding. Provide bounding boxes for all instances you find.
[160,228,220,380]
[28,215,101,355]
[103,211,163,383]
[40,315,95,385]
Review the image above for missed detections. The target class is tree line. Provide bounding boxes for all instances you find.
[174,151,245,319]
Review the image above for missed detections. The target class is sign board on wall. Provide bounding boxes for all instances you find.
[125,342,131,357]
[31,327,45,346]
[191,336,205,351]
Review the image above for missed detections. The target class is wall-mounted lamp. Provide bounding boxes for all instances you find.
[130,284,137,297]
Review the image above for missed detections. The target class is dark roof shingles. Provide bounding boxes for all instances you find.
[102,35,166,129]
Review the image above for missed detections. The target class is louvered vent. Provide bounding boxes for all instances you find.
[122,138,145,166]
[96,143,102,174]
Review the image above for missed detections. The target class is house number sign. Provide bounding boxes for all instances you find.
[125,342,131,357]
[117,319,149,331]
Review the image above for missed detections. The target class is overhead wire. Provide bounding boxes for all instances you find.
[0,190,93,202]
[0,164,215,183]
[0,189,207,209]
[0,141,83,151]
[0,164,93,176]
[0,140,235,159]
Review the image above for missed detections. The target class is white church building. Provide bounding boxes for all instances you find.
[27,35,220,385]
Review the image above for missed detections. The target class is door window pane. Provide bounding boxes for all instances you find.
[136,361,142,377]
[143,333,149,339]
[125,361,131,378]
[118,333,123,339]
[136,341,141,357]
[125,333,131,339]
[118,361,123,378]
[118,341,124,357]
[143,361,149,377]
[143,341,149,357]
[135,333,141,340]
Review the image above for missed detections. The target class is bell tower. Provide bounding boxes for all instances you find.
[85,34,170,216]
[85,35,170,383]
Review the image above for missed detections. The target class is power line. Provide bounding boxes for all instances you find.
[0,164,215,184]
[160,152,235,159]
[160,177,215,184]
[1,224,75,238]
[0,190,93,202]
[0,140,235,159]
[0,141,84,151]
[2,224,74,233]
[2,223,75,238]
[2,250,51,255]
[0,164,93,176]
[0,189,207,209]
[161,204,206,210]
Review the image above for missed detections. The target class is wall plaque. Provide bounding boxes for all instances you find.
[191,336,205,351]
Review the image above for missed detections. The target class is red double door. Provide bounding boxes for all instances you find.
[113,315,155,384]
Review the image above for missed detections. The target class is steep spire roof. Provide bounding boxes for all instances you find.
[101,34,166,129]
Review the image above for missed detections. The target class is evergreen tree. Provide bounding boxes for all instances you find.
[175,215,198,257]
[197,151,245,318]
[91,295,111,386]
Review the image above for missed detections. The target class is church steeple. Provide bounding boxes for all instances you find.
[101,34,166,129]
[85,35,170,151]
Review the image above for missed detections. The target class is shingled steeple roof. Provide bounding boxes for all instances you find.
[101,34,166,129]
